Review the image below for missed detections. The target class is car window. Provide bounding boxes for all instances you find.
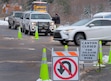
[71,19,91,26]
[31,14,51,19]
[88,20,111,26]
[105,15,111,18]
[14,13,23,18]
[101,20,111,26]
[89,20,102,26]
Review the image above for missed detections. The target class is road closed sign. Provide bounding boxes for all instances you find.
[52,51,79,81]
[79,40,99,61]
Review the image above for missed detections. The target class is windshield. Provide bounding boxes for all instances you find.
[31,14,51,19]
[14,13,23,18]
[71,19,92,26]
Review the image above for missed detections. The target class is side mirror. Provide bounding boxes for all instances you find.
[89,24,95,27]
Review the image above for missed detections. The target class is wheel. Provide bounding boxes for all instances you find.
[8,21,11,29]
[12,22,15,29]
[59,40,69,45]
[24,25,28,34]
[28,27,33,35]
[22,25,25,33]
[8,24,11,29]
[21,28,23,32]
[28,30,33,35]
[24,28,28,34]
[74,33,85,46]
[14,25,18,30]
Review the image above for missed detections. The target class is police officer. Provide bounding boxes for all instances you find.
[52,13,60,27]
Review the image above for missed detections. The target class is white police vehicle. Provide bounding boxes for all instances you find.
[23,11,56,35]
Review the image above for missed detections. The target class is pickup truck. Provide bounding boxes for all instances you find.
[8,11,23,29]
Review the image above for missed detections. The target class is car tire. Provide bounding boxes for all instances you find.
[24,28,28,34]
[74,33,85,46]
[22,25,25,33]
[28,27,33,35]
[59,40,69,45]
[8,25,11,29]
[12,22,15,29]
[21,28,23,32]
[28,30,33,35]
[8,22,11,29]
[14,25,18,30]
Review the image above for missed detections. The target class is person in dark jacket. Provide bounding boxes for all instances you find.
[52,13,60,27]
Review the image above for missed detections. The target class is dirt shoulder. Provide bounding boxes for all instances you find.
[80,64,111,81]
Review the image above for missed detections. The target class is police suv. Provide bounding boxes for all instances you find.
[22,11,56,35]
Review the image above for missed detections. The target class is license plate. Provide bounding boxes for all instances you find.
[41,30,46,32]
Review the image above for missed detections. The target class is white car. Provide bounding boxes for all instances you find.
[23,11,56,35]
[93,12,111,18]
[53,18,111,46]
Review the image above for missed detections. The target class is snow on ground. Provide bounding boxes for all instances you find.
[0,19,9,26]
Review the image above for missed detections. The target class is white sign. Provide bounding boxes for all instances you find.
[79,40,99,61]
[53,57,79,81]
[52,51,79,81]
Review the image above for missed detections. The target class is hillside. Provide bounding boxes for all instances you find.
[1,0,111,24]
[48,0,111,24]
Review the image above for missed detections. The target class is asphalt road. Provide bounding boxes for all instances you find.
[0,24,111,81]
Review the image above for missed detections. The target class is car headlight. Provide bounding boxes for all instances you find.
[63,29,74,34]
[66,29,74,32]
[31,22,37,26]
[31,22,37,29]
[50,21,54,26]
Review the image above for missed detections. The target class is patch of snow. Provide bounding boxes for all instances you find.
[0,20,9,26]
[103,55,109,64]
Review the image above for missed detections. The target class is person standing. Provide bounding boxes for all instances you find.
[52,14,60,27]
